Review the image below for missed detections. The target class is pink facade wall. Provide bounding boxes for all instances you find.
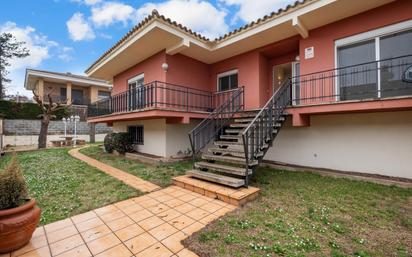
[299,0,412,75]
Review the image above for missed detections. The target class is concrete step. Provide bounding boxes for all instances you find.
[208,147,244,157]
[187,170,245,188]
[234,118,254,123]
[225,128,243,134]
[202,154,258,166]
[230,123,249,128]
[195,161,250,176]
[220,134,241,141]
[214,140,243,146]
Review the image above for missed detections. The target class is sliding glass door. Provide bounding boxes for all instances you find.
[128,75,145,110]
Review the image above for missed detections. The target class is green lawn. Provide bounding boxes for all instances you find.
[0,148,140,225]
[184,168,412,257]
[79,145,191,187]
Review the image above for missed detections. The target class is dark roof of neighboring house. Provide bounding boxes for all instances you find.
[85,0,310,73]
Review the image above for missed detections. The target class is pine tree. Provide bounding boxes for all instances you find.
[0,33,30,99]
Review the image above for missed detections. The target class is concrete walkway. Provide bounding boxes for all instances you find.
[4,186,236,257]
[69,147,160,193]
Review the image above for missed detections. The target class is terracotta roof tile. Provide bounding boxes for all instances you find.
[86,0,310,73]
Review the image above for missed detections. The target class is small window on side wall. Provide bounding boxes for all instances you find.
[128,126,144,145]
[218,70,238,91]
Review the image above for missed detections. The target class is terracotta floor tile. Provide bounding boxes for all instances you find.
[18,246,50,257]
[168,190,186,198]
[161,231,186,254]
[157,209,181,222]
[81,224,112,242]
[119,203,144,215]
[55,244,91,257]
[49,234,84,256]
[168,215,195,230]
[86,233,121,255]
[138,216,164,231]
[199,214,219,225]
[148,203,170,214]
[132,195,153,203]
[115,223,145,242]
[135,242,173,257]
[11,235,48,257]
[148,222,178,241]
[188,198,209,208]
[46,225,79,243]
[32,227,45,238]
[178,194,197,202]
[106,216,134,231]
[124,233,157,254]
[94,205,118,216]
[139,199,160,208]
[174,203,196,214]
[181,222,205,236]
[213,207,233,217]
[99,210,126,223]
[146,190,165,199]
[44,218,73,234]
[154,194,174,203]
[95,244,133,257]
[185,208,209,221]
[199,202,223,213]
[71,211,97,224]
[164,198,185,208]
[114,199,137,209]
[176,249,199,257]
[75,217,105,232]
[128,209,153,223]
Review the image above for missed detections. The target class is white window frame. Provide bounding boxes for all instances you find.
[128,73,144,85]
[334,19,412,100]
[217,69,238,91]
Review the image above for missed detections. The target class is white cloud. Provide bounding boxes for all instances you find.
[137,0,229,39]
[222,0,295,23]
[70,0,102,6]
[58,46,74,62]
[91,2,136,27]
[66,12,95,41]
[0,22,60,96]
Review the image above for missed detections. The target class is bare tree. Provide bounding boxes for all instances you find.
[33,91,71,149]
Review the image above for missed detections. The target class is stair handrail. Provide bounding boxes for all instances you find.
[188,87,244,165]
[241,79,291,186]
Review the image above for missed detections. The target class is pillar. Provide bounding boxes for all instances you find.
[37,79,44,100]
[66,82,72,103]
[90,86,99,103]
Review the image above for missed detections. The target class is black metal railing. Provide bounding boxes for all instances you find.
[291,54,412,105]
[188,87,244,164]
[88,81,238,118]
[242,80,291,186]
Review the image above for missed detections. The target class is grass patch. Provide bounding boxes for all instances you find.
[184,168,412,257]
[79,145,191,187]
[0,148,140,225]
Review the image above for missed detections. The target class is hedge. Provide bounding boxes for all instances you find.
[0,100,69,120]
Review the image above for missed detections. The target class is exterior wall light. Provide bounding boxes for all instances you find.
[161,63,169,72]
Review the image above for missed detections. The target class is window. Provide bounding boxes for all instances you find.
[72,89,84,105]
[128,74,145,110]
[128,126,143,145]
[336,21,412,100]
[98,90,110,99]
[218,70,238,91]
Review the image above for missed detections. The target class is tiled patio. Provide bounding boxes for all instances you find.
[4,186,236,257]
[69,147,160,193]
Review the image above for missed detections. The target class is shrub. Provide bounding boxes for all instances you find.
[0,100,69,120]
[0,154,28,210]
[112,132,133,154]
[103,132,115,153]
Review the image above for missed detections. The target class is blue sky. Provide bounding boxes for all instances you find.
[0,0,294,96]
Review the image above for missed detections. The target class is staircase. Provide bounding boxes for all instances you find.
[188,80,291,188]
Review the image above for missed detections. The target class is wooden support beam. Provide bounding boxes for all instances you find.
[292,16,309,38]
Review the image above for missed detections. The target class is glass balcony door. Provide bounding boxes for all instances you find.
[128,74,145,110]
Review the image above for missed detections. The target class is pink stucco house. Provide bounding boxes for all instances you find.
[86,0,412,187]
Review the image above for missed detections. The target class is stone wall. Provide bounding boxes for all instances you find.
[3,119,111,135]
